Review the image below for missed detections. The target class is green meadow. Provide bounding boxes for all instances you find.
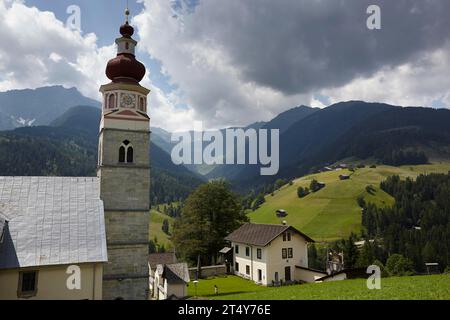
[149,209,174,249]
[249,162,450,241]
[188,275,450,300]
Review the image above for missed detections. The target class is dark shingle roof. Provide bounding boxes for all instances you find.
[0,177,107,270]
[148,252,176,269]
[163,263,190,284]
[225,223,314,246]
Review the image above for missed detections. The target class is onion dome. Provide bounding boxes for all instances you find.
[105,8,145,84]
[106,54,146,84]
[120,21,134,38]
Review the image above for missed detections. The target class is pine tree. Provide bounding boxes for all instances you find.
[252,193,266,211]
[343,233,359,268]
[297,186,310,198]
[162,219,170,235]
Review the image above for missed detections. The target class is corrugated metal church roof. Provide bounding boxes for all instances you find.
[0,177,107,270]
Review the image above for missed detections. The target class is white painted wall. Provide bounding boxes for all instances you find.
[231,230,310,286]
[265,232,308,285]
[151,265,187,300]
[166,282,187,299]
[233,243,269,285]
[295,268,327,283]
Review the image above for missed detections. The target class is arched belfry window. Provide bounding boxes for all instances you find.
[108,94,116,109]
[119,140,134,163]
[119,146,126,163]
[139,97,145,111]
[127,146,134,163]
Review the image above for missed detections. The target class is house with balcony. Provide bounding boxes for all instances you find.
[225,223,326,286]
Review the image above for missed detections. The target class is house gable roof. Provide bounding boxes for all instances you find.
[163,263,190,284]
[0,177,107,270]
[225,223,314,247]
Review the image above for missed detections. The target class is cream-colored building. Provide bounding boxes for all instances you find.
[225,223,326,286]
[0,177,107,300]
[148,253,190,300]
[149,252,176,299]
[155,263,190,300]
[0,263,103,300]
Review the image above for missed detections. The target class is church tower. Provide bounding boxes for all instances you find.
[98,8,150,300]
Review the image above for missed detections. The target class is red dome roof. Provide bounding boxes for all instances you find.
[106,53,146,83]
[120,22,134,38]
[105,15,146,84]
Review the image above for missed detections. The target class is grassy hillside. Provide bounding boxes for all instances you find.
[188,275,450,300]
[149,209,174,249]
[248,162,450,242]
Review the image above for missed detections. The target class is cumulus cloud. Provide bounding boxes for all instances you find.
[134,0,450,128]
[148,85,197,132]
[0,0,113,99]
[323,43,450,108]
[134,0,312,129]
[0,0,195,131]
[2,0,450,131]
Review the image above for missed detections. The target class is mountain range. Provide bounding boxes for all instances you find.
[0,98,204,203]
[151,101,450,191]
[0,86,100,130]
[1,86,450,197]
[209,102,450,190]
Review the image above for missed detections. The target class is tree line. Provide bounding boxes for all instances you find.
[360,173,450,272]
[309,173,450,274]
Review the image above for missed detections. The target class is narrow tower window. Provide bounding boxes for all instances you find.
[127,146,134,163]
[119,146,126,163]
[108,94,116,109]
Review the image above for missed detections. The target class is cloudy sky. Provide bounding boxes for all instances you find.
[1,0,450,131]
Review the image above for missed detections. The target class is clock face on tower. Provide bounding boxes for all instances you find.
[121,93,136,108]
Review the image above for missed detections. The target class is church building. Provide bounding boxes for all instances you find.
[0,9,151,300]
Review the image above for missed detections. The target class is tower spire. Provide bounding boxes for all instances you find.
[105,1,146,84]
[125,0,130,23]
